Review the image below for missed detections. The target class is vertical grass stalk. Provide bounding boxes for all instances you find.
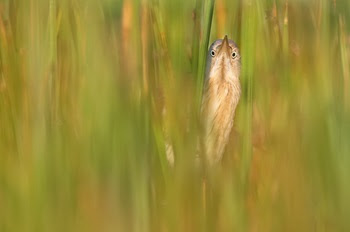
[240,0,256,186]
[195,0,215,110]
[48,0,57,121]
[282,1,289,56]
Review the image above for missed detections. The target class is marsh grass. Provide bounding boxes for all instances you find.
[1,0,350,231]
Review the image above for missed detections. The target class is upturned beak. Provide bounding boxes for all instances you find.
[218,35,230,56]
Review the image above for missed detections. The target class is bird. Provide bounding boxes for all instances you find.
[200,35,241,165]
[164,35,241,167]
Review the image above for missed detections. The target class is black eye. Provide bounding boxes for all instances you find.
[232,52,237,59]
[210,50,216,57]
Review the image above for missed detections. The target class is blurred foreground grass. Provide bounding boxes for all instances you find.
[1,0,350,231]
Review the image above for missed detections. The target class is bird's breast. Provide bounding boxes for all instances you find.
[201,77,241,163]
[202,78,240,124]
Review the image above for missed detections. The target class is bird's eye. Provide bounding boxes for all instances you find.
[210,50,216,57]
[232,52,237,59]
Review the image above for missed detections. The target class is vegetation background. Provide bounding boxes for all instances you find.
[0,0,350,231]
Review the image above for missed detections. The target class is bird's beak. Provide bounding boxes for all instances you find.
[218,35,230,56]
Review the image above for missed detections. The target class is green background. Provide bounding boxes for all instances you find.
[0,0,350,231]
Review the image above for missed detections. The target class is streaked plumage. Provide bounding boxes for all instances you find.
[201,35,241,165]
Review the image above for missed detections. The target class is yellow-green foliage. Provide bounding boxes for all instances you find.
[0,0,350,231]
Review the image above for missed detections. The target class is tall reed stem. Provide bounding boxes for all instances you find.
[195,0,215,111]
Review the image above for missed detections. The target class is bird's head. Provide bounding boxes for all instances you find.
[205,35,241,82]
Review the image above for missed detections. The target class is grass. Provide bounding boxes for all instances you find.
[1,0,350,231]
